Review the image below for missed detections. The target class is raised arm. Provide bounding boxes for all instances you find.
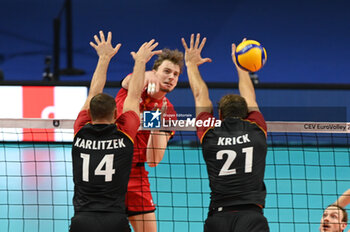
[232,39,259,112]
[181,33,213,117]
[334,189,350,208]
[122,39,162,116]
[81,31,121,111]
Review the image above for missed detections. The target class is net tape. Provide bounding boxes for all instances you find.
[1,118,350,133]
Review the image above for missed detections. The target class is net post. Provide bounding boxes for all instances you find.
[53,18,61,81]
[59,0,85,76]
[65,0,73,70]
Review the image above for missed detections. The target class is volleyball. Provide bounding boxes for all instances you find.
[235,40,267,72]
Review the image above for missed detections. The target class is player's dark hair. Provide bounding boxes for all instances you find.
[152,48,184,73]
[327,204,348,223]
[89,93,116,121]
[218,94,248,119]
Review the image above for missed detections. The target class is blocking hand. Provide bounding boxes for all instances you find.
[130,39,162,64]
[232,38,247,71]
[181,33,212,66]
[90,31,121,59]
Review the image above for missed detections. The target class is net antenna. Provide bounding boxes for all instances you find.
[53,0,85,81]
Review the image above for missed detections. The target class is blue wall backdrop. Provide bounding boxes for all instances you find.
[105,87,350,121]
[0,0,350,83]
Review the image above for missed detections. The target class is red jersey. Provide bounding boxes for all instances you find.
[74,109,139,140]
[115,88,177,165]
[197,111,267,142]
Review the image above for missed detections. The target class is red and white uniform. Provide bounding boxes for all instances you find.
[116,88,176,214]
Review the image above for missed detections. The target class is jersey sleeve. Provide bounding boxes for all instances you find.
[74,110,91,134]
[115,88,128,119]
[196,112,216,143]
[247,111,267,134]
[116,110,140,142]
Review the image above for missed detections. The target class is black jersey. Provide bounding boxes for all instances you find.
[72,110,139,213]
[197,111,267,209]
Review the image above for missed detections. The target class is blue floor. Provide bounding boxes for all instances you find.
[0,143,349,232]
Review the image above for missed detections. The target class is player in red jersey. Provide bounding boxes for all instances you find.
[116,49,184,232]
[70,30,161,232]
[182,33,269,232]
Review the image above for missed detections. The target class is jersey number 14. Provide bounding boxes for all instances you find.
[80,153,116,182]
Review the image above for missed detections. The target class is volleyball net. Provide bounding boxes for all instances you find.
[0,119,349,232]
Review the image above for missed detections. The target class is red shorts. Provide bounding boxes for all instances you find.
[125,165,156,216]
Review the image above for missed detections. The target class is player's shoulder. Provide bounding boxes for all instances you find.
[243,111,267,135]
[119,110,139,120]
[116,87,128,99]
[242,111,265,125]
[248,110,264,118]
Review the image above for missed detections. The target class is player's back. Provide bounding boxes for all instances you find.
[201,113,267,209]
[72,123,134,213]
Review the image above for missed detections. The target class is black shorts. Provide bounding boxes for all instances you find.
[69,211,131,232]
[204,204,269,232]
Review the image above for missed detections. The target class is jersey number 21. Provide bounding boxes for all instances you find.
[216,147,253,176]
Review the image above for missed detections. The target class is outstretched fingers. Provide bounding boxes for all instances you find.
[232,43,236,54]
[130,51,136,60]
[99,31,105,42]
[106,31,112,44]
[232,38,247,56]
[131,39,162,62]
[89,30,122,59]
[143,39,161,54]
[152,49,162,56]
[194,33,201,49]
[147,39,156,46]
[182,33,207,51]
[89,41,97,49]
[203,57,212,63]
[149,41,159,50]
[190,33,194,49]
[181,33,212,65]
[114,43,122,54]
[198,37,207,51]
[90,31,103,49]
[181,38,189,50]
[94,34,100,44]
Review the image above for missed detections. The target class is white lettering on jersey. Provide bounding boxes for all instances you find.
[217,134,250,145]
[75,138,126,150]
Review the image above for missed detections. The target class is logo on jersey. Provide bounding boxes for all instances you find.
[143,110,161,128]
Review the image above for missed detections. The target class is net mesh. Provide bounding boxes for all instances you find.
[0,119,349,232]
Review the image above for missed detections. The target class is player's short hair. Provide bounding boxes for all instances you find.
[218,94,248,119]
[152,48,184,73]
[327,204,348,223]
[89,93,116,121]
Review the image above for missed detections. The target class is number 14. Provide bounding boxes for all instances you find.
[80,153,116,182]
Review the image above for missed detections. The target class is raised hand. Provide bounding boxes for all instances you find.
[90,31,121,59]
[130,39,162,63]
[181,33,212,66]
[232,38,247,70]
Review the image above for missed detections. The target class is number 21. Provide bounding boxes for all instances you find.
[216,147,253,176]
